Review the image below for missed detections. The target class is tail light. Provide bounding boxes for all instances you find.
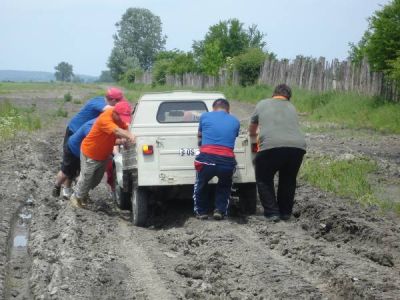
[142,144,154,155]
[251,143,259,153]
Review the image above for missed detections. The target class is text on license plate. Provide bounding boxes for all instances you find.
[179,148,199,156]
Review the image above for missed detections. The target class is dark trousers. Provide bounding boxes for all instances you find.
[255,147,305,217]
[193,162,235,216]
[63,126,74,148]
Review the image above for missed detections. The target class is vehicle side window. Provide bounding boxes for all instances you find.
[156,101,208,123]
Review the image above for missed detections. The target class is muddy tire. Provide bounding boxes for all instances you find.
[131,187,148,227]
[237,183,257,215]
[113,168,132,210]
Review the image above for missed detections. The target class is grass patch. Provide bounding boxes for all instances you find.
[300,156,400,214]
[55,106,68,118]
[73,99,82,105]
[64,92,72,102]
[295,92,400,133]
[0,101,41,140]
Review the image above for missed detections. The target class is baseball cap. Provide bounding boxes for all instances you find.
[114,100,132,124]
[106,87,124,101]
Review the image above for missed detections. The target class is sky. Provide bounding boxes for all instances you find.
[0,0,391,76]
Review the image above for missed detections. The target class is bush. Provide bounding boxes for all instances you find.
[152,51,198,86]
[152,59,171,85]
[233,48,266,86]
[64,92,72,102]
[55,106,68,118]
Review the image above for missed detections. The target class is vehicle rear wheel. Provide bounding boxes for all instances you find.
[237,183,257,215]
[113,167,132,210]
[131,187,148,226]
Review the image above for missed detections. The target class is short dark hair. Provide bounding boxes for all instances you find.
[273,84,292,100]
[212,98,230,110]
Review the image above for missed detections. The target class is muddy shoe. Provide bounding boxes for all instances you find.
[196,213,208,220]
[265,215,280,223]
[213,210,224,221]
[80,197,88,208]
[70,194,83,209]
[280,214,292,221]
[52,185,61,197]
[62,187,73,200]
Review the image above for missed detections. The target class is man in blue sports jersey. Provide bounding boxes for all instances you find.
[53,118,96,199]
[53,87,126,197]
[193,98,240,220]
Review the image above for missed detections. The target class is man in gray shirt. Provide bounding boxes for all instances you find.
[249,84,306,222]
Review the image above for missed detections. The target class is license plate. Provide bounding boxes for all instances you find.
[179,148,198,156]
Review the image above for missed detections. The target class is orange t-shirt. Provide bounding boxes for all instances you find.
[81,108,127,160]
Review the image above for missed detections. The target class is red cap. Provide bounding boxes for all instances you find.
[114,100,132,124]
[106,87,124,101]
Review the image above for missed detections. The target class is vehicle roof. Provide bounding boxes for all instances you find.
[139,91,225,101]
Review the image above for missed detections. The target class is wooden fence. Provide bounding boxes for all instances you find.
[259,57,398,101]
[134,57,399,102]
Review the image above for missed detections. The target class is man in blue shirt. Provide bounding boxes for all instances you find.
[53,87,126,198]
[54,119,96,199]
[193,99,240,220]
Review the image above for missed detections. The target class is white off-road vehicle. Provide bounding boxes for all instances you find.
[113,91,257,226]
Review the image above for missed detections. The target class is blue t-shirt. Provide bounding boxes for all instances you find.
[68,96,106,133]
[67,118,96,157]
[199,111,240,149]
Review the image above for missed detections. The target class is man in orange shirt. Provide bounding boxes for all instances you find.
[70,101,135,208]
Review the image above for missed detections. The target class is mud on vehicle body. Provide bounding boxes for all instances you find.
[113,91,257,226]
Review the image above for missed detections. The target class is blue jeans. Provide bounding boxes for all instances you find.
[193,153,236,216]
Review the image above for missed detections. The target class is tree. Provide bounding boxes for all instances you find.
[152,50,198,85]
[193,19,266,72]
[234,48,266,86]
[168,52,198,75]
[108,8,166,80]
[388,51,400,82]
[200,41,224,76]
[349,0,400,73]
[98,70,114,82]
[54,62,74,82]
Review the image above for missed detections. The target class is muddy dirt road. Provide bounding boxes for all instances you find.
[1,89,400,299]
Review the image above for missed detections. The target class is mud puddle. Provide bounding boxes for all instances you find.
[4,197,34,300]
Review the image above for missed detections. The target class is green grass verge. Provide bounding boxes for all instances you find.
[0,101,41,140]
[300,156,400,215]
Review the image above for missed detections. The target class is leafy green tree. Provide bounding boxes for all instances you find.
[108,46,126,80]
[152,50,181,85]
[54,62,74,82]
[169,52,198,75]
[349,0,400,73]
[193,19,266,72]
[348,32,371,64]
[388,51,400,82]
[200,41,224,76]
[108,8,166,80]
[233,48,266,86]
[152,50,198,85]
[153,59,172,85]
